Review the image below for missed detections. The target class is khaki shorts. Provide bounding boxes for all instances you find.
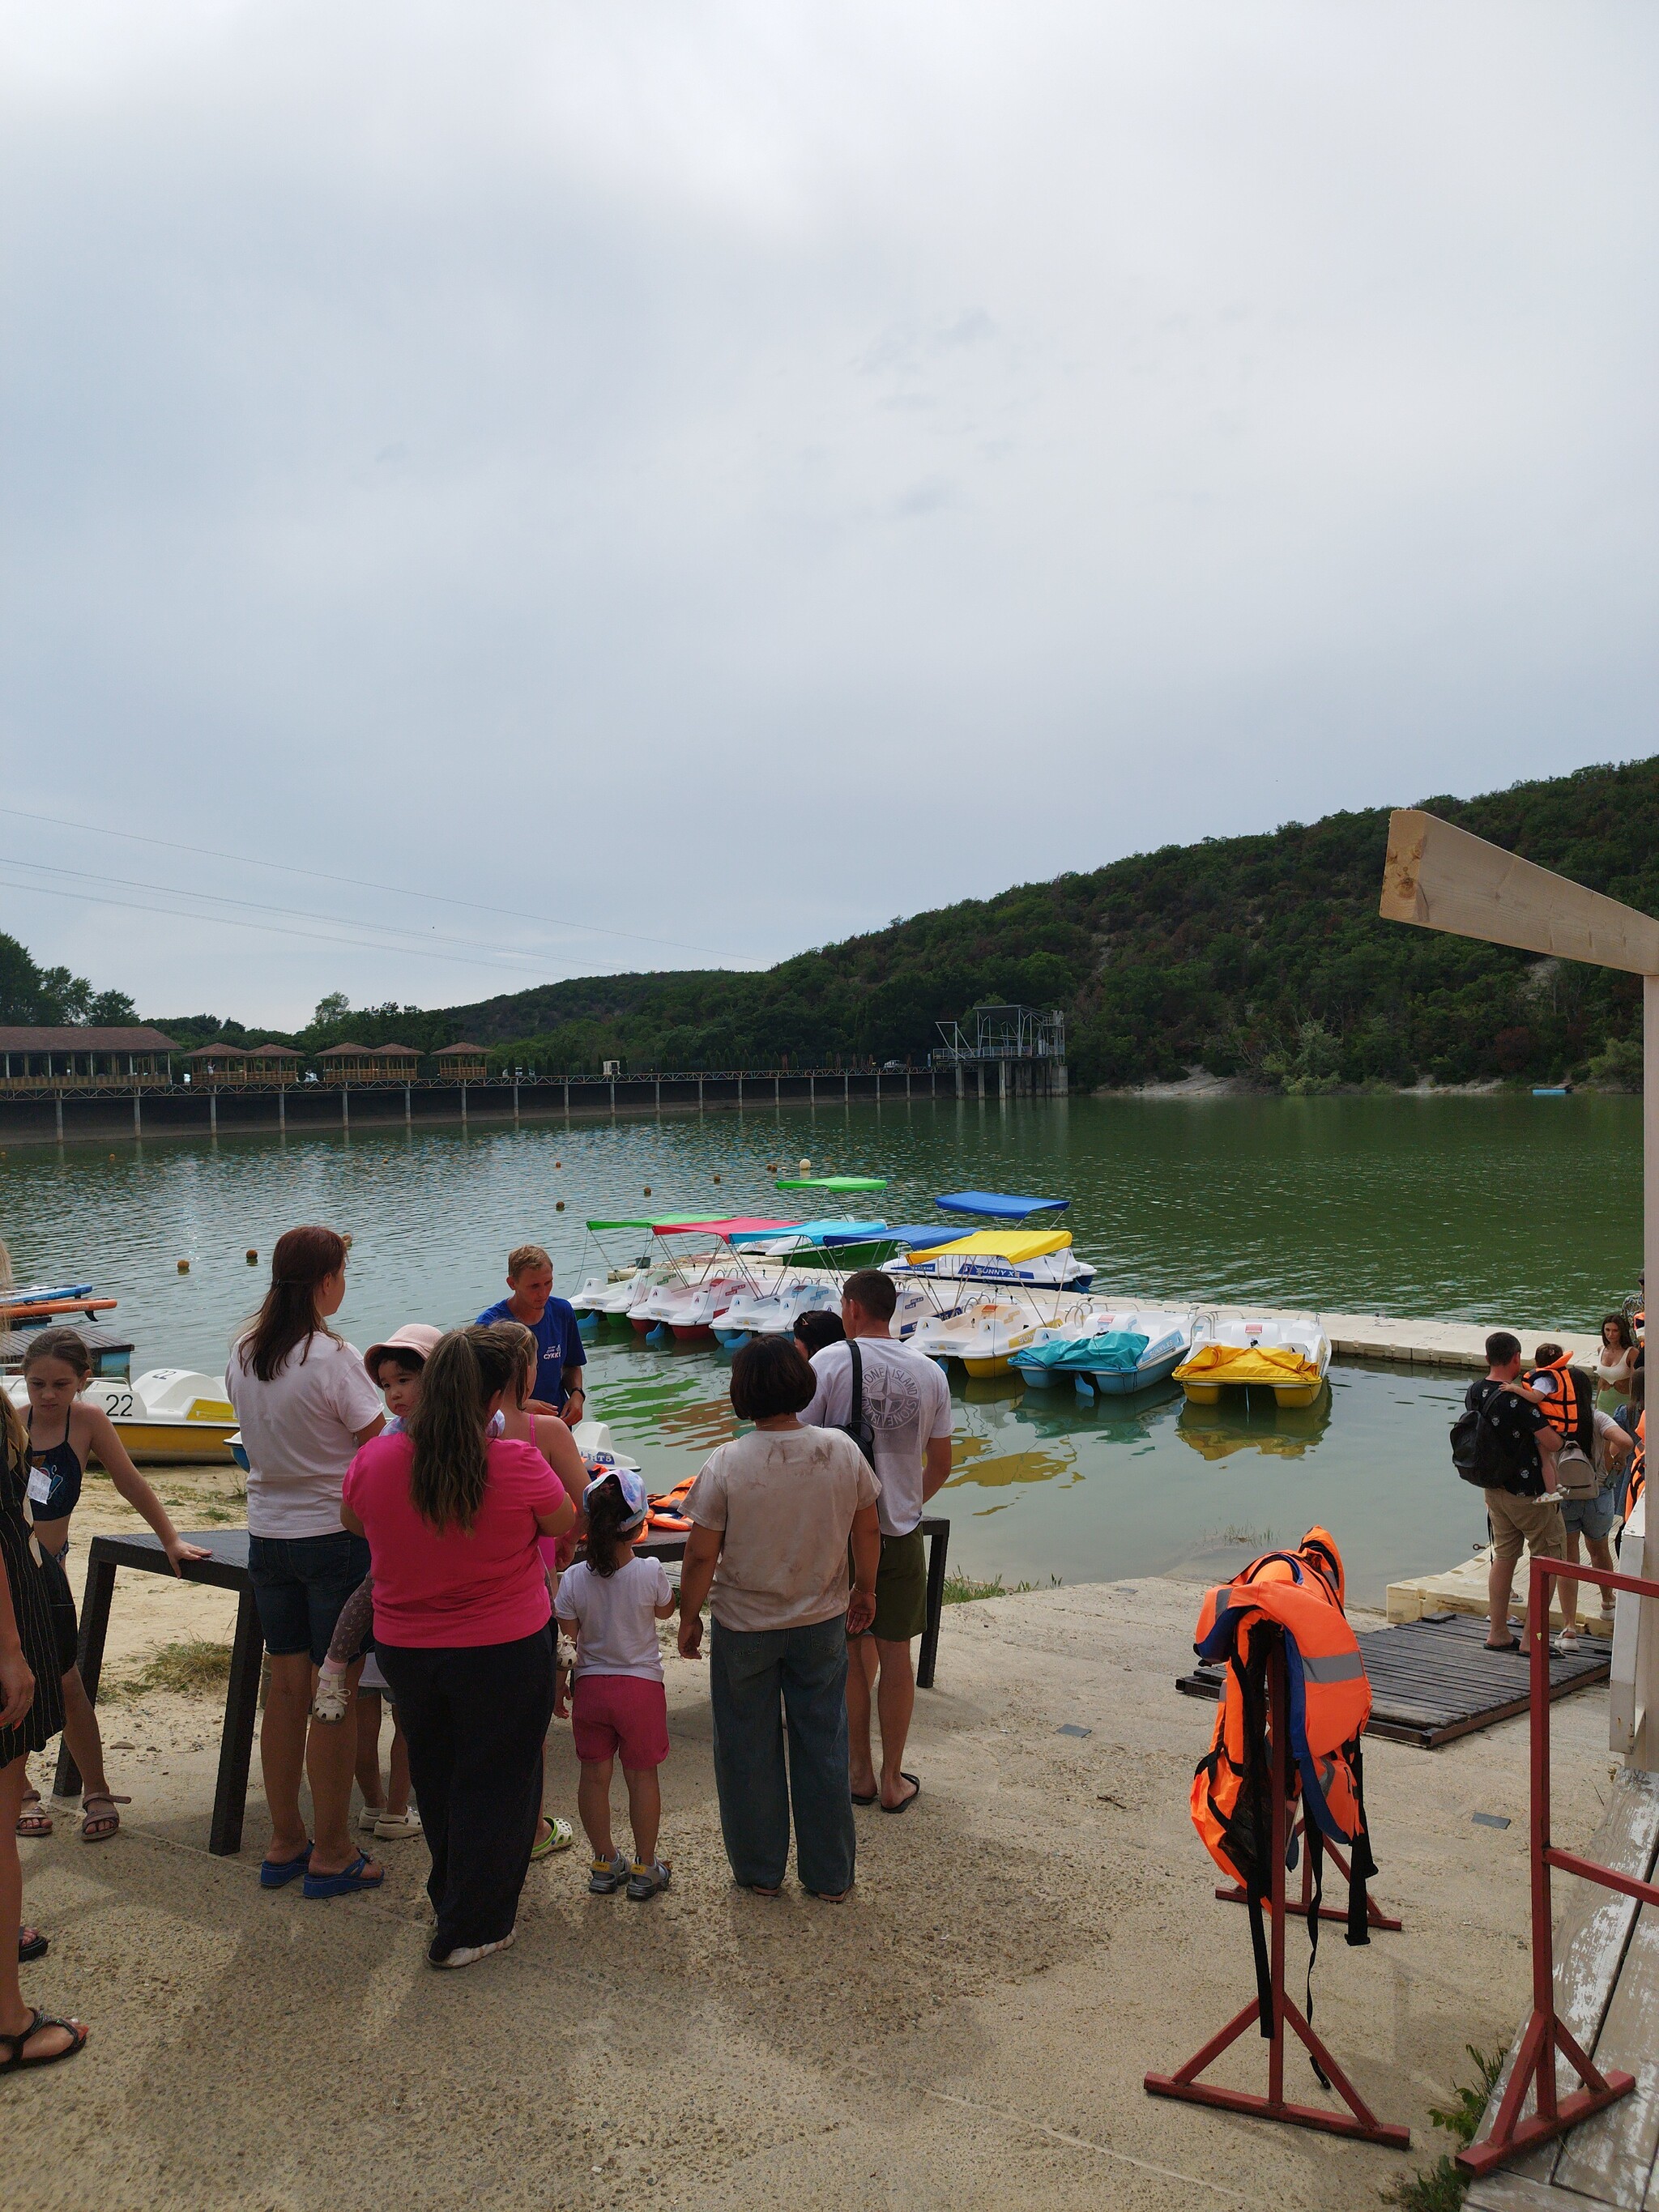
[1485,1487,1566,1571]
[869,1526,929,1643]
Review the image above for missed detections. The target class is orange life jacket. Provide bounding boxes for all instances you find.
[1524,1353,1596,1455]
[1631,1410,1646,1515]
[1188,1529,1379,2052]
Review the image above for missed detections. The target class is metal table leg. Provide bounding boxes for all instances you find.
[210,1587,265,1856]
[917,1518,950,1690]
[54,1548,117,1800]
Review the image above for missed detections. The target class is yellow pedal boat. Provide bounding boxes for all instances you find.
[1174,1317,1331,1410]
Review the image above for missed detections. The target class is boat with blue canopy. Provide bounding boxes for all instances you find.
[934,1191,1071,1221]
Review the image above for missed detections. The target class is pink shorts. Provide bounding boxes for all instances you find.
[569,1674,669,1769]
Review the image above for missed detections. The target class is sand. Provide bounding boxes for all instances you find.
[8,1475,1621,2211]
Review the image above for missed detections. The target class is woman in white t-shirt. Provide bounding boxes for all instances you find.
[225,1225,386,1899]
[676,1337,881,1902]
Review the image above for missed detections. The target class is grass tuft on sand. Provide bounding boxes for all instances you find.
[110,1638,235,1701]
[1386,2045,1505,2210]
[942,1570,1060,1605]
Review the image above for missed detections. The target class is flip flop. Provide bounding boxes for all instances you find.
[302,1849,384,1899]
[880,1774,921,1814]
[851,1788,878,1807]
[0,2010,87,2072]
[259,1842,313,1889]
[1483,1638,1521,1653]
[18,1927,47,1963]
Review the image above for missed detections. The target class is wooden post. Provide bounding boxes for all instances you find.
[54,1093,62,1139]
[514,1078,520,1123]
[404,1083,412,1127]
[210,1091,217,1134]
[461,1081,468,1124]
[132,1093,141,1134]
[342,1085,349,1129]
[278,1086,285,1132]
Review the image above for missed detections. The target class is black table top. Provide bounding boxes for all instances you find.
[85,1528,252,1589]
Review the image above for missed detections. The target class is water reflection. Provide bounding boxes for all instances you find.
[1175,1387,1333,1461]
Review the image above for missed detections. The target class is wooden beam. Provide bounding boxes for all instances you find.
[1380,808,1659,974]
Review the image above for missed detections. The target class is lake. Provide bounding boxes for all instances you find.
[0,1092,1637,1606]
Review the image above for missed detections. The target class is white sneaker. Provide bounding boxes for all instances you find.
[375,1809,422,1840]
[428,1928,517,1970]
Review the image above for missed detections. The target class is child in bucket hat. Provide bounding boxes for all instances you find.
[555,1468,678,1900]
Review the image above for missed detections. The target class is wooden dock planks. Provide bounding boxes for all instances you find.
[1176,1612,1612,1750]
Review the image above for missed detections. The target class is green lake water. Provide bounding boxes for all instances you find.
[0,1093,1638,1607]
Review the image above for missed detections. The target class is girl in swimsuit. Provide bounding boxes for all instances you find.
[15,1328,210,1842]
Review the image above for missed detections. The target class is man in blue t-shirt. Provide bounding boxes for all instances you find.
[476,1242,586,1420]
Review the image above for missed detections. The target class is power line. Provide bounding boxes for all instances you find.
[0,851,574,970]
[5,803,726,960]
[0,873,616,982]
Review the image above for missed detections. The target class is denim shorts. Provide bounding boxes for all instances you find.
[247,1530,372,1664]
[1559,1487,1618,1542]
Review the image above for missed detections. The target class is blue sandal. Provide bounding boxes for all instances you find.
[259,1842,312,1890]
[303,1849,384,1899]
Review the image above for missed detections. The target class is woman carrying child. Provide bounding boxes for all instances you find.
[341,1327,576,1968]
[15,1327,210,1842]
[311,1325,441,1845]
[495,1320,591,1859]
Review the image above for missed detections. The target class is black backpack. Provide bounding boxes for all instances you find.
[840,1341,878,1472]
[1451,1380,1525,1494]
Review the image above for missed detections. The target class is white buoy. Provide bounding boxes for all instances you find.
[798,1158,811,1175]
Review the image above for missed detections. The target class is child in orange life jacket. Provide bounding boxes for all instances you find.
[1525,1342,1629,1651]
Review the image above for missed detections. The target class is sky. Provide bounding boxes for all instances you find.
[2,1,1657,1026]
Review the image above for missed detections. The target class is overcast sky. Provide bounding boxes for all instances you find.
[3,2,1655,1026]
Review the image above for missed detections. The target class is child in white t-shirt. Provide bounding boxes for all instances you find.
[556,1468,676,1901]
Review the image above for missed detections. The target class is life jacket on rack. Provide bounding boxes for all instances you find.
[1523,1352,1597,1457]
[1189,1528,1379,2059]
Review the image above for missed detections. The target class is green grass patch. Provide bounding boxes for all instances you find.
[941,1570,1059,1605]
[1386,2045,1506,2210]
[111,1637,235,1700]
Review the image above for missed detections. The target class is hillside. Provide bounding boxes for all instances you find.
[29,755,1651,1089]
[429,757,1655,1090]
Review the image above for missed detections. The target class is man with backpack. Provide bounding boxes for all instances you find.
[800,1270,953,1814]
[1454,1331,1563,1651]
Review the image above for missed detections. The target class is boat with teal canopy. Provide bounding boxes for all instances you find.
[731,1217,903,1269]
[1010,1307,1194,1397]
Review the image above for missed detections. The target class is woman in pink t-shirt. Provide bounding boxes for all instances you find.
[342,1326,575,1970]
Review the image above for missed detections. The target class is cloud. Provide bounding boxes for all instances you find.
[2,0,1655,1021]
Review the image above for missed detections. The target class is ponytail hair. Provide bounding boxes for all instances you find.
[237,1225,347,1380]
[406,1325,522,1532]
[583,1473,635,1579]
[22,1326,93,1383]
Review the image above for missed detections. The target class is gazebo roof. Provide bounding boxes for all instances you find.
[0,1026,180,1052]
[435,1042,487,1055]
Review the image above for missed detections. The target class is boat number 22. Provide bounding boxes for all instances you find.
[104,1391,135,1417]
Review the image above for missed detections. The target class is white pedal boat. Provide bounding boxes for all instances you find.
[6,1368,239,1465]
[1174,1313,1332,1410]
[1011,1306,1196,1395]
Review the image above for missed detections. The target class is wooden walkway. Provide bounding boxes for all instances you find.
[1466,1768,1659,2211]
[1175,1612,1612,1749]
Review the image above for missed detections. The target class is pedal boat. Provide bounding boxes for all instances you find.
[1174,1315,1331,1409]
[1012,1307,1196,1395]
[7,1368,240,1465]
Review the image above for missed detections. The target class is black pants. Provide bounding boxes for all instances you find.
[376,1626,554,1956]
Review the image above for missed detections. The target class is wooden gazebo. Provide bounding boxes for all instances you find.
[317,1042,419,1085]
[182,1042,303,1087]
[435,1042,489,1081]
[0,1026,179,1091]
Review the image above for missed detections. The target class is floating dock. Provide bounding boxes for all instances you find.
[1177,1611,1612,1750]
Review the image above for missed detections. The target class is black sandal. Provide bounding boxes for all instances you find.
[17,1927,46,1964]
[1484,1637,1521,1652]
[0,2009,87,2071]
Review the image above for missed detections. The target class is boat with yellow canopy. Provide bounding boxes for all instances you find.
[1173,1315,1331,1410]
[897,1229,1094,1291]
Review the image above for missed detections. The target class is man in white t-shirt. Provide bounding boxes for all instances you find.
[800,1269,953,1814]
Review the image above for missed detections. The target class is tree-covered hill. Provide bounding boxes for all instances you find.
[68,753,1659,1089]
[427,757,1657,1089]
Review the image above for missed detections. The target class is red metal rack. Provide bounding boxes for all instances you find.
[1456,1552,1655,2180]
[1145,1635,1410,2148]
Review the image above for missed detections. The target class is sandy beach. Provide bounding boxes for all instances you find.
[8,1472,1617,2211]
